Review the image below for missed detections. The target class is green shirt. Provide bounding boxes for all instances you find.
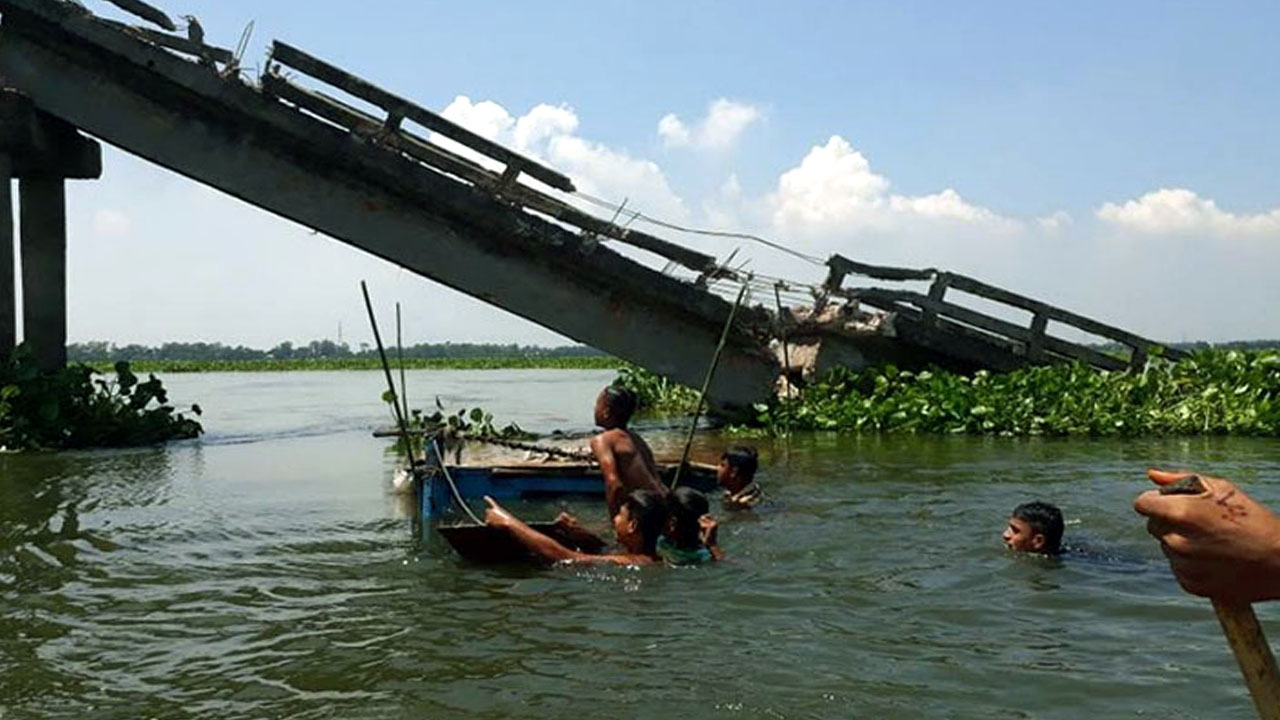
[657,537,713,566]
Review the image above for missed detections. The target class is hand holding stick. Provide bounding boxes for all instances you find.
[1135,469,1280,719]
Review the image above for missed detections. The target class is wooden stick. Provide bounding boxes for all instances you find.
[1213,600,1280,720]
[671,283,748,490]
[773,282,792,392]
[396,302,409,427]
[1160,475,1280,719]
[360,281,412,458]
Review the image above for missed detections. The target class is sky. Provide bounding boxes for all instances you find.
[16,0,1280,347]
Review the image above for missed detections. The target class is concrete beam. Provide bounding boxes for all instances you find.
[19,177,65,370]
[0,155,11,361]
[0,7,779,410]
[0,89,100,180]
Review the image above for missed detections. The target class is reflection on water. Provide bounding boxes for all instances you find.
[3,369,1280,718]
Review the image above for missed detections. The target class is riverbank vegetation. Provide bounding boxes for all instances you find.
[1,347,202,451]
[613,362,700,415]
[70,340,613,372]
[751,350,1280,437]
[91,356,619,373]
[615,350,1280,437]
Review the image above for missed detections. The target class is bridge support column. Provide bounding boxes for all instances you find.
[0,155,12,363]
[0,89,100,370]
[19,176,65,369]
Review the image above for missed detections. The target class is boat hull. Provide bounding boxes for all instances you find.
[416,458,719,519]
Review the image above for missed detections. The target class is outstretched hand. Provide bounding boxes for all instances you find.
[1134,469,1280,604]
[554,511,584,531]
[484,495,517,529]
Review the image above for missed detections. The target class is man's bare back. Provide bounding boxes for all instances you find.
[591,428,666,517]
[590,386,667,518]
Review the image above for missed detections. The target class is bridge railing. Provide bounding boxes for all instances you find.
[823,254,1188,371]
[91,0,721,277]
[261,42,719,275]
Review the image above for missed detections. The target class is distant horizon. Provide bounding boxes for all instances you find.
[64,337,1280,354]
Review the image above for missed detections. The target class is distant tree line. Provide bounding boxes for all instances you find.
[1087,340,1280,353]
[67,340,608,362]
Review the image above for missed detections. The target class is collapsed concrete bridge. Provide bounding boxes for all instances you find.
[0,0,1187,414]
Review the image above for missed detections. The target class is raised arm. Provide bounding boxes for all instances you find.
[484,497,647,566]
[699,514,726,562]
[485,496,582,563]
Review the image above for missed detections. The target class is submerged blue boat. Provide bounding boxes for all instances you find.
[413,442,719,519]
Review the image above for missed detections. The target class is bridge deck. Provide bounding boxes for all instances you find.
[0,0,1186,411]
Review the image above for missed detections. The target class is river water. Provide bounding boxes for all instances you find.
[3,369,1280,719]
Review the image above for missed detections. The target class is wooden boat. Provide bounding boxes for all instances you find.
[414,448,719,519]
[407,438,718,562]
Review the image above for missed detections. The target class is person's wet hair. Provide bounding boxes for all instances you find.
[602,385,638,425]
[624,489,667,555]
[1012,501,1064,554]
[668,487,710,548]
[722,445,758,480]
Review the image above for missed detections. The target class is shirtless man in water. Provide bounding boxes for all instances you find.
[589,385,667,518]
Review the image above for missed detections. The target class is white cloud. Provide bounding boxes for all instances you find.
[92,208,133,238]
[1096,188,1280,237]
[769,135,1014,239]
[658,98,762,151]
[434,95,689,223]
[1037,210,1072,232]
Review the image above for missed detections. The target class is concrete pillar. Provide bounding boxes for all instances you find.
[0,155,12,362]
[19,176,65,370]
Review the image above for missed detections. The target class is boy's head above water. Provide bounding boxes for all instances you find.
[717,445,758,490]
[1003,501,1064,554]
[666,486,711,548]
[595,385,638,429]
[614,489,667,555]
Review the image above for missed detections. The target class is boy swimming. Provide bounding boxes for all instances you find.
[657,487,724,565]
[1002,501,1064,555]
[589,385,667,518]
[718,444,763,510]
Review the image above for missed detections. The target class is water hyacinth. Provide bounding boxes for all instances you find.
[613,362,701,415]
[752,350,1280,437]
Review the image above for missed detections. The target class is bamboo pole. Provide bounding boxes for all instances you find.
[1159,474,1280,720]
[360,282,411,456]
[1214,599,1280,720]
[396,302,410,427]
[773,283,791,394]
[671,283,748,490]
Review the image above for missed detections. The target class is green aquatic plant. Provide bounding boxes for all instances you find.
[0,347,202,451]
[380,395,533,462]
[746,349,1280,437]
[613,363,700,415]
[405,399,531,440]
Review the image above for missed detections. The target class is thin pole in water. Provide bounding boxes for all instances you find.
[361,281,412,459]
[671,282,749,490]
[773,282,791,394]
[396,302,410,427]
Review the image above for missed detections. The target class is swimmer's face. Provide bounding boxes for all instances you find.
[1002,516,1046,553]
[594,391,609,427]
[716,458,733,487]
[613,505,641,551]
